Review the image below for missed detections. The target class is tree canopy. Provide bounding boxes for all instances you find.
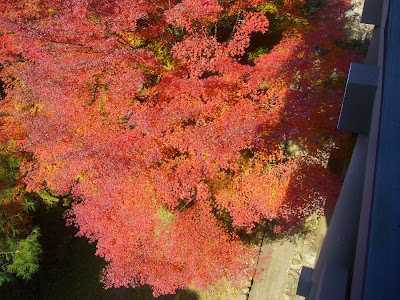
[0,0,356,296]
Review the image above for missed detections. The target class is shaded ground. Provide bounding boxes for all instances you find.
[0,201,198,300]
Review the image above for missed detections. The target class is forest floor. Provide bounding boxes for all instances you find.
[0,200,327,300]
[0,201,199,300]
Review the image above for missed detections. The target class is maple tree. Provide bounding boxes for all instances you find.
[0,0,357,296]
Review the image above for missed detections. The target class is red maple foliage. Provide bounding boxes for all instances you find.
[0,0,356,295]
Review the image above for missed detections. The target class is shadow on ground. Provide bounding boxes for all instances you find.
[0,201,198,300]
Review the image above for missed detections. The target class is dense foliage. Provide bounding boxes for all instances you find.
[0,146,41,286]
[0,0,356,296]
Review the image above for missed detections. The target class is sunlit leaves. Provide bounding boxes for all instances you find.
[0,0,355,296]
